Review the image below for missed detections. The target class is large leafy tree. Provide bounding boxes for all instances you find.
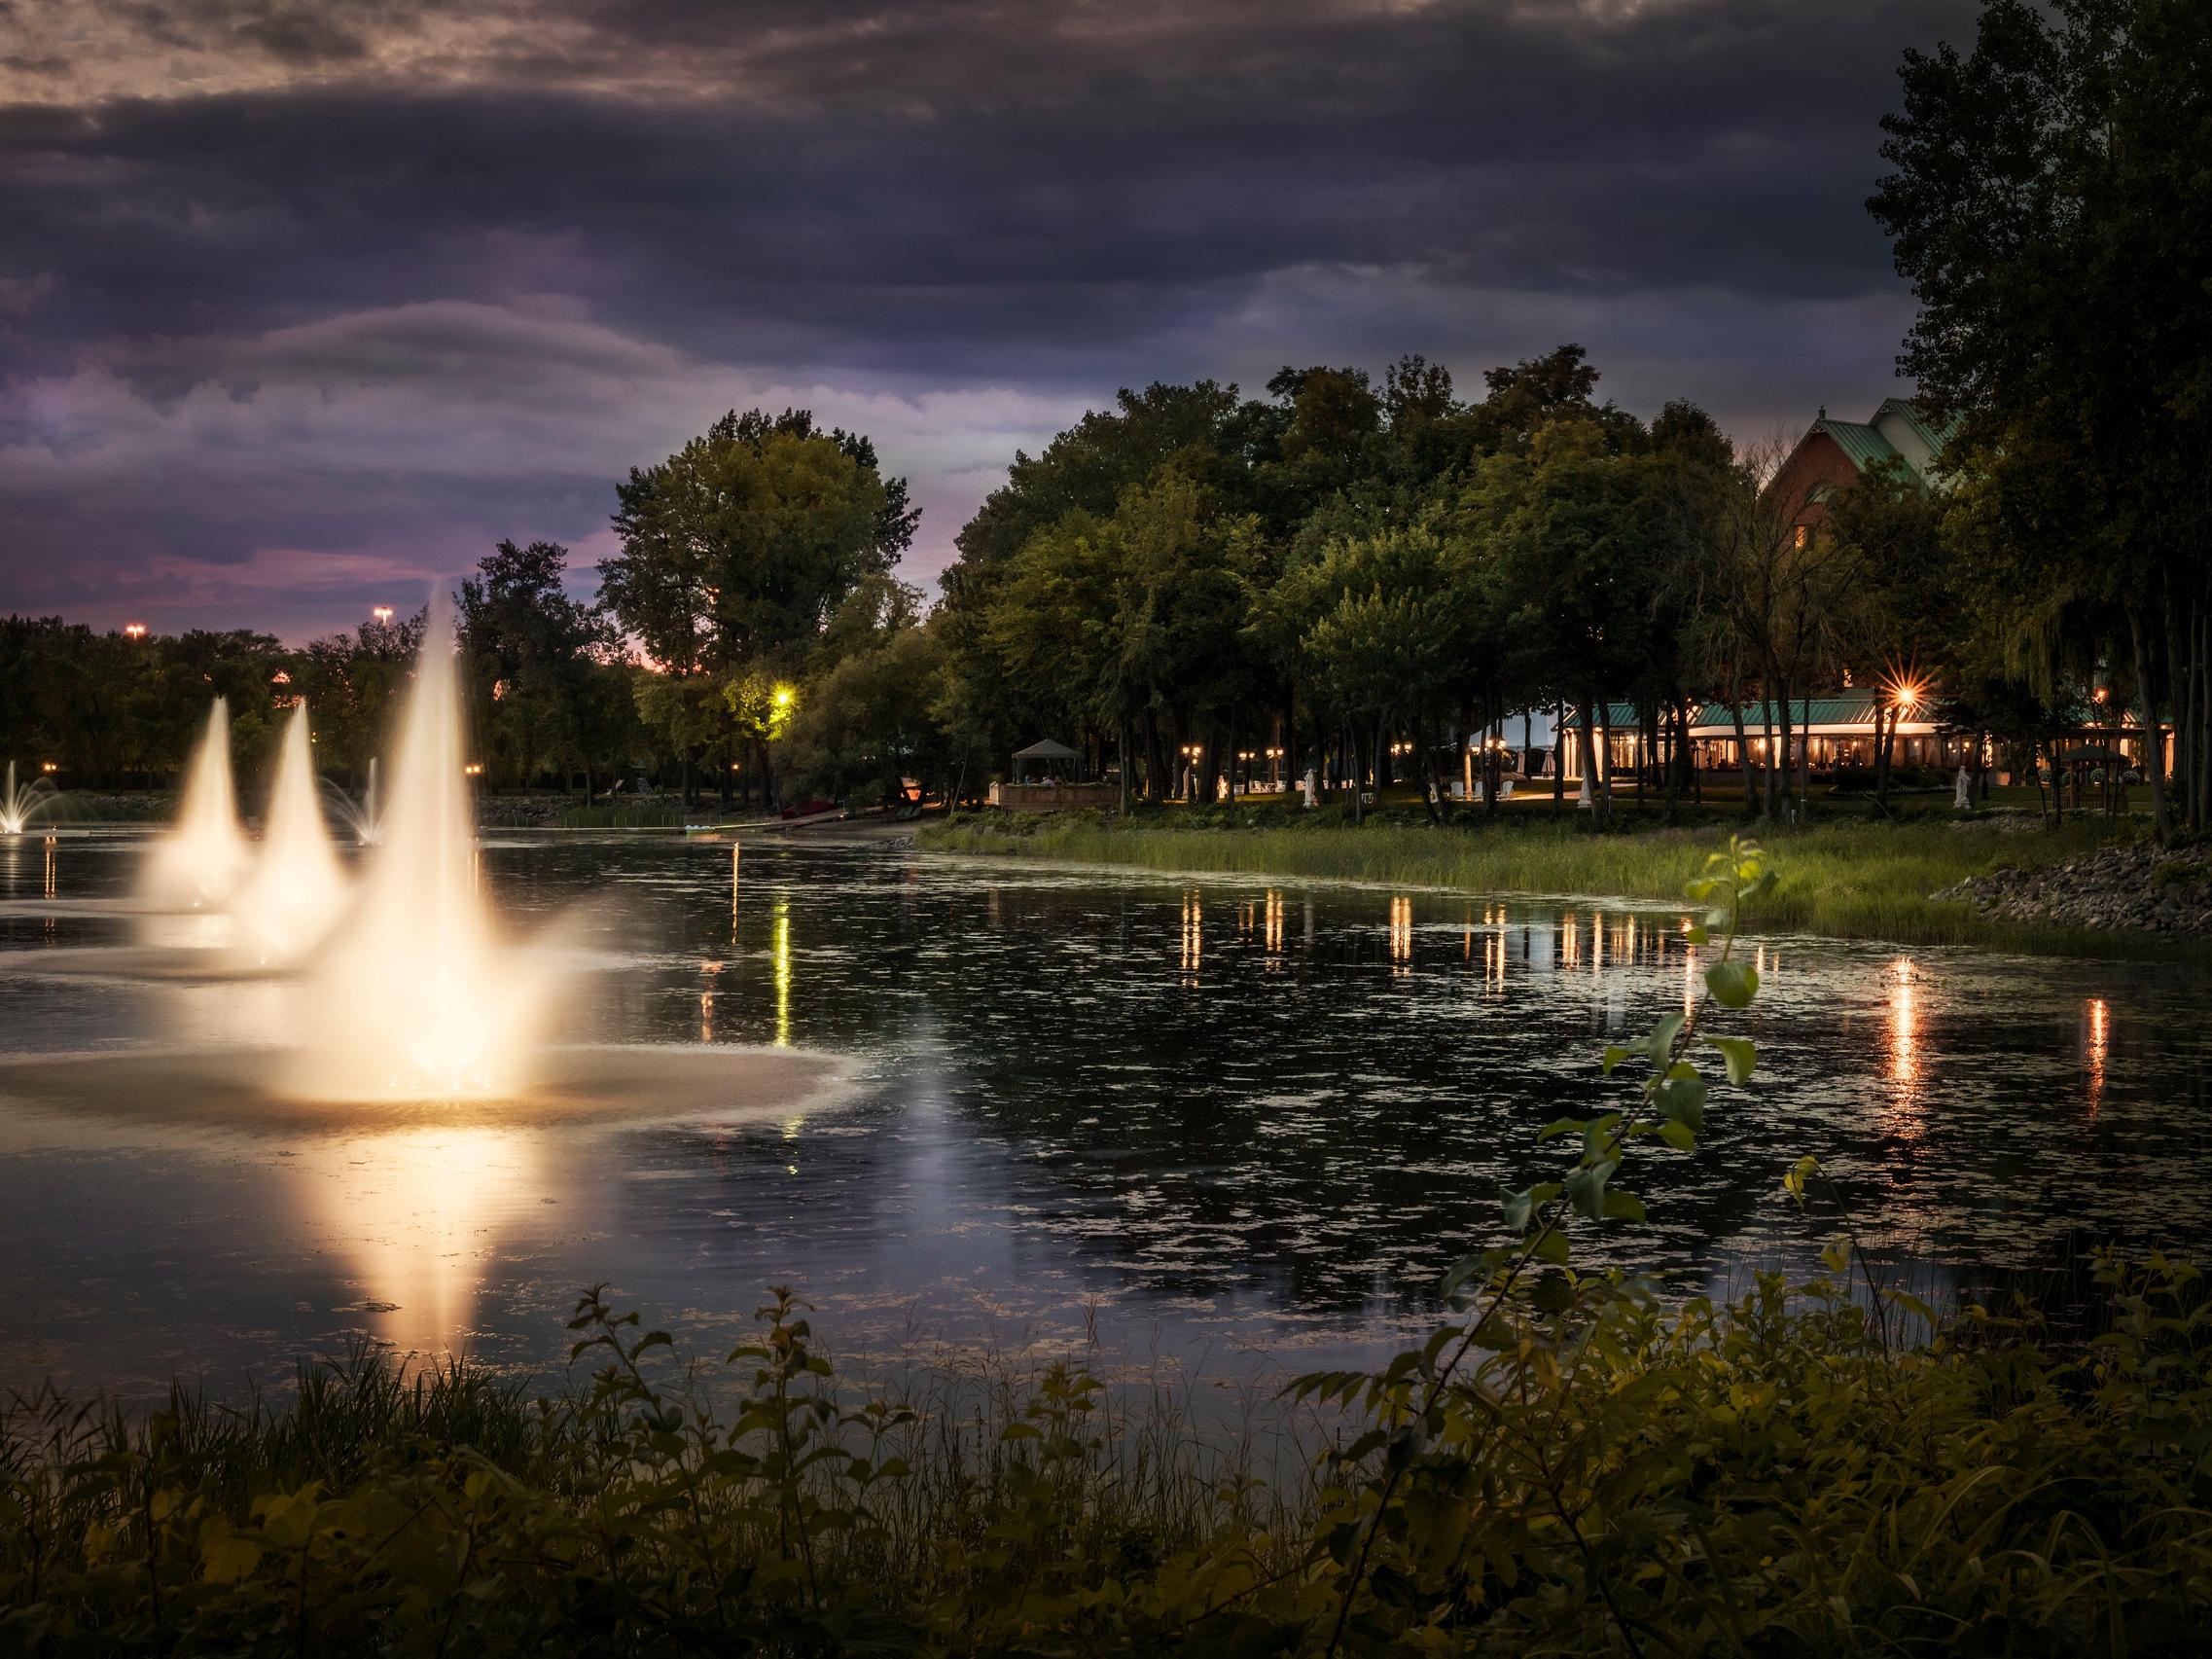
[457,540,622,791]
[601,410,906,803]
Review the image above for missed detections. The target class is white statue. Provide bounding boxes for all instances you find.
[1302,767,1318,809]
[1954,765,1973,811]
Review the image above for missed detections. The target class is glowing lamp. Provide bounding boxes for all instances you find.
[124,623,147,639]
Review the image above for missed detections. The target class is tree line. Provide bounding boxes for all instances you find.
[3,1,2204,834]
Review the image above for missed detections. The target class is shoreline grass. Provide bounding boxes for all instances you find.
[8,1267,2211,1653]
[919,805,2201,960]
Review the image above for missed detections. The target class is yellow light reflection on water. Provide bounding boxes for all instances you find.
[1180,890,1202,985]
[772,901,792,1047]
[1389,895,1412,976]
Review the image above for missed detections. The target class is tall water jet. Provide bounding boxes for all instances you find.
[227,703,348,966]
[0,762,56,837]
[139,701,249,910]
[285,599,547,1100]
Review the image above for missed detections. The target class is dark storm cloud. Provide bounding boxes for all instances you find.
[0,0,1978,637]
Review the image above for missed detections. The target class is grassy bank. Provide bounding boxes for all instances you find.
[6,1267,2209,1654]
[919,805,2189,957]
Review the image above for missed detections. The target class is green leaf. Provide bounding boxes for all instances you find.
[1601,1189,1647,1223]
[1564,1158,1620,1222]
[1655,1074,1706,1130]
[1529,1228,1570,1266]
[1601,1045,1631,1075]
[1657,1119,1697,1151]
[1704,960,1759,1008]
[1706,1035,1757,1085]
[1500,1182,1559,1232]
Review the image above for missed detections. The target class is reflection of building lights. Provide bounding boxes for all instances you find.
[2086,997,2109,1112]
[1265,888,1284,955]
[1180,890,1202,983]
[1887,956,1920,1094]
[699,959,722,1042]
[1389,895,1412,974]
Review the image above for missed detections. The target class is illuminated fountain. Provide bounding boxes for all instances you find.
[0,590,837,1131]
[139,701,250,911]
[225,703,349,968]
[284,599,546,1101]
[0,762,57,838]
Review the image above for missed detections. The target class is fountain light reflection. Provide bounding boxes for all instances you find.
[291,1125,546,1360]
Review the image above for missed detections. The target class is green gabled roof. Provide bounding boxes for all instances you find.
[1873,397,1959,455]
[1811,418,1902,474]
[1698,696,1882,728]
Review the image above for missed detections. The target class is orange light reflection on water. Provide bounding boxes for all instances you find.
[2086,996,2109,1112]
[1885,956,1921,1100]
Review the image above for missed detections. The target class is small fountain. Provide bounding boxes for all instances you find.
[139,701,250,911]
[0,762,56,838]
[226,703,349,967]
[322,757,381,848]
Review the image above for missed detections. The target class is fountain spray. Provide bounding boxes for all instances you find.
[227,703,348,965]
[139,700,250,909]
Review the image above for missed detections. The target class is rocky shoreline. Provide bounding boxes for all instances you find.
[1935,839,2212,937]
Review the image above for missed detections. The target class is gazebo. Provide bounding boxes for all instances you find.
[1010,739,1084,784]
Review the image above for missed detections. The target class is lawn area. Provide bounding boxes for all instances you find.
[920,797,2187,958]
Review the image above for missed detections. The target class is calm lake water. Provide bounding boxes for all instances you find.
[0,829,2206,1403]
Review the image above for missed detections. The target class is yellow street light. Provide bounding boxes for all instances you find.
[372,605,394,624]
[41,762,57,774]
[124,623,146,640]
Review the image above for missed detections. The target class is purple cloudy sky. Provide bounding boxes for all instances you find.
[0,0,1972,640]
